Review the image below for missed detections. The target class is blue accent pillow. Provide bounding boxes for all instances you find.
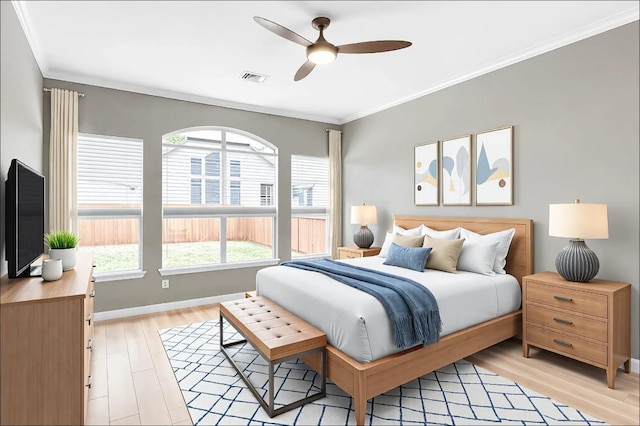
[383,243,432,272]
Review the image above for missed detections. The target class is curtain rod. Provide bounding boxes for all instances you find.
[43,87,85,97]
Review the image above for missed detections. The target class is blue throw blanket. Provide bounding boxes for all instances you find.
[281,259,442,349]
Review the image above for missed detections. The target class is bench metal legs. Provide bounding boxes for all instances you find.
[219,312,327,418]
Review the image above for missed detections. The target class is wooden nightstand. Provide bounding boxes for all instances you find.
[337,246,381,259]
[522,271,631,388]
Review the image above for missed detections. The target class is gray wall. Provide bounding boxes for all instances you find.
[0,2,44,277]
[42,79,339,312]
[341,22,639,358]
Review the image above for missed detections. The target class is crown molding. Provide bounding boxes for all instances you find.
[44,70,342,125]
[341,6,640,124]
[11,1,46,75]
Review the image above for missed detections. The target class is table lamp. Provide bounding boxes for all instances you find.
[549,199,608,282]
[350,204,377,248]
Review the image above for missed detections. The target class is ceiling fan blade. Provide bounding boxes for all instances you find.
[338,40,412,54]
[253,16,312,47]
[294,61,316,81]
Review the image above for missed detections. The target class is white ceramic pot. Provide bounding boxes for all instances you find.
[49,248,77,271]
[41,258,63,281]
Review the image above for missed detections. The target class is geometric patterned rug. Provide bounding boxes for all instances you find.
[159,320,606,425]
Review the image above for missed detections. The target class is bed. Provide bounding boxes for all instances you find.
[256,216,533,425]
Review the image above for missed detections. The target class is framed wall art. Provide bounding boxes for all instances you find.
[414,142,439,206]
[440,135,472,206]
[475,126,514,205]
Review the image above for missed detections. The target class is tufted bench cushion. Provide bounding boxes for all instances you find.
[220,296,326,360]
[219,296,327,417]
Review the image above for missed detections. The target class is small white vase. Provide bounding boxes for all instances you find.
[42,259,63,281]
[49,248,77,271]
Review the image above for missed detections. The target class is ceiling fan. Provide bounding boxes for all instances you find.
[253,16,412,81]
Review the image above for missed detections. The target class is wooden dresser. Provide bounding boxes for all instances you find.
[522,271,631,388]
[337,246,381,259]
[1,253,95,425]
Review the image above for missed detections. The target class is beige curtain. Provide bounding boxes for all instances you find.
[328,129,342,258]
[49,88,79,234]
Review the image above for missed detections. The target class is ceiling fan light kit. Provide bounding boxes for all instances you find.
[254,15,412,80]
[307,42,337,65]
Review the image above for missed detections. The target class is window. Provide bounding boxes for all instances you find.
[190,153,221,204]
[291,155,329,258]
[230,181,241,205]
[162,128,277,271]
[77,134,143,276]
[261,184,274,206]
[230,160,241,177]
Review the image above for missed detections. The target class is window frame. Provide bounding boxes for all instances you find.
[160,127,279,274]
[77,133,146,281]
[291,155,330,259]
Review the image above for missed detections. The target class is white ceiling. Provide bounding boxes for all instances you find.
[13,1,639,124]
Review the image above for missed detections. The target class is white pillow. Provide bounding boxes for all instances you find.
[460,228,516,274]
[393,225,423,237]
[422,226,461,240]
[379,232,394,257]
[457,239,499,276]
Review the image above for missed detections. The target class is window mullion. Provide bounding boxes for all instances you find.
[220,217,227,263]
[221,130,227,206]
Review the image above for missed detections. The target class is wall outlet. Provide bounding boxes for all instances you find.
[161,279,169,289]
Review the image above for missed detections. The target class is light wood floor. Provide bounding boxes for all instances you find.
[88,304,639,425]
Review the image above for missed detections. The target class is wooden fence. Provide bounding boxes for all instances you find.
[79,216,326,254]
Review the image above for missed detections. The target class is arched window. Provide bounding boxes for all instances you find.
[161,127,278,272]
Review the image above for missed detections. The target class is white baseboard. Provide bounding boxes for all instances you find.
[94,292,244,322]
[630,357,640,374]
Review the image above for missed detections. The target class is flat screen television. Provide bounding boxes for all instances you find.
[5,159,45,278]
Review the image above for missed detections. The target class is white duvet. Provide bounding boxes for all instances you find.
[255,256,521,363]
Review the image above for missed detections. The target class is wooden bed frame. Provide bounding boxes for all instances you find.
[304,216,534,425]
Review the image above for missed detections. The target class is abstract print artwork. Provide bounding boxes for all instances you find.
[414,142,439,205]
[476,126,514,205]
[441,135,472,205]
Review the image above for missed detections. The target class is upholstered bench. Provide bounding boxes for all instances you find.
[219,296,327,417]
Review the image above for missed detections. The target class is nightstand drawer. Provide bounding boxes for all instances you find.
[337,247,381,259]
[526,304,607,342]
[526,282,607,318]
[527,324,607,366]
[339,252,361,259]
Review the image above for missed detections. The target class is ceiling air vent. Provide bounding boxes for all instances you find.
[240,71,269,83]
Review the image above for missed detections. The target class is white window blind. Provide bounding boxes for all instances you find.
[161,128,278,269]
[291,155,329,257]
[77,134,143,275]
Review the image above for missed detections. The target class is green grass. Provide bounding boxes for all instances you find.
[80,241,278,274]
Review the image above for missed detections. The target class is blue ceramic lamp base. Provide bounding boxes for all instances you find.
[555,239,600,283]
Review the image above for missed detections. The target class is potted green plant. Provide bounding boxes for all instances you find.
[44,230,79,271]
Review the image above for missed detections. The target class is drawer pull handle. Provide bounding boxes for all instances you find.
[553,317,573,325]
[87,339,93,351]
[553,338,573,348]
[553,295,573,302]
[90,290,96,298]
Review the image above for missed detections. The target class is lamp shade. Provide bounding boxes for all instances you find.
[549,202,608,239]
[350,205,377,225]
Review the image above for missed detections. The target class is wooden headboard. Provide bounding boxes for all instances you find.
[394,216,534,285]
